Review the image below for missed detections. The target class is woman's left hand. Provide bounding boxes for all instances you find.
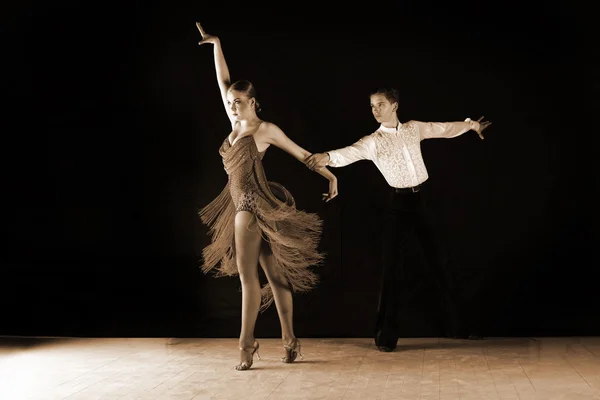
[322,178,338,202]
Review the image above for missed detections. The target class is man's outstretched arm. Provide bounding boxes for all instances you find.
[305,136,374,171]
[418,116,492,140]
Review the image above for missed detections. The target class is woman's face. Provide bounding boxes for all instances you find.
[226,90,255,121]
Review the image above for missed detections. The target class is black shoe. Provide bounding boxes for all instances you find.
[377,346,394,352]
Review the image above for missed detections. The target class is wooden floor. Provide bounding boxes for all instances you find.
[0,336,599,400]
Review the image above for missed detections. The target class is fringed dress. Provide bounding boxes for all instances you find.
[198,134,325,311]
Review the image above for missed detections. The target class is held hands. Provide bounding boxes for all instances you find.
[323,178,338,202]
[305,153,337,202]
[196,22,219,45]
[305,153,329,171]
[472,116,492,140]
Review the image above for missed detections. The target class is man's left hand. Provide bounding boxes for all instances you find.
[474,116,492,140]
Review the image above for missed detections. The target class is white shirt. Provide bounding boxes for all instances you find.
[327,119,480,188]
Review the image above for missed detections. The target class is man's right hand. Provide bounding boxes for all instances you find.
[305,153,329,170]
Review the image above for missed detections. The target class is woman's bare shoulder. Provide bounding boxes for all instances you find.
[259,121,285,137]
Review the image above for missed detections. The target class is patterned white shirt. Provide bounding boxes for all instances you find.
[327,119,480,188]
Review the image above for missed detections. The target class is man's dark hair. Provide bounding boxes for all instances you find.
[370,88,399,106]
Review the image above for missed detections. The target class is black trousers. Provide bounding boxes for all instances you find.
[374,187,461,349]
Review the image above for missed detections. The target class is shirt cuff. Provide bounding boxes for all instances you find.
[465,118,480,132]
[326,151,337,167]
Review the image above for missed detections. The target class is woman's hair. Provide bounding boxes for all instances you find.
[229,80,261,112]
[370,87,399,107]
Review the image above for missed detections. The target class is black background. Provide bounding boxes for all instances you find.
[4,1,597,338]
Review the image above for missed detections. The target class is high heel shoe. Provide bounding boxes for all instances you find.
[281,338,303,363]
[235,340,261,371]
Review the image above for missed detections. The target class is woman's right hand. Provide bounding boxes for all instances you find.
[196,22,219,45]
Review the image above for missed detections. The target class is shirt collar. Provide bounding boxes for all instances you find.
[379,121,403,134]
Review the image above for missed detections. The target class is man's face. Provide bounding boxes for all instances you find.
[370,94,397,124]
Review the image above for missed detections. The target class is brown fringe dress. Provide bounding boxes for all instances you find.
[199,135,325,311]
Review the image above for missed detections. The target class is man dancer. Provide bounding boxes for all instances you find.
[306,88,491,351]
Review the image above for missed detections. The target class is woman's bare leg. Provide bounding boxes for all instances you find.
[259,247,295,345]
[234,211,263,366]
